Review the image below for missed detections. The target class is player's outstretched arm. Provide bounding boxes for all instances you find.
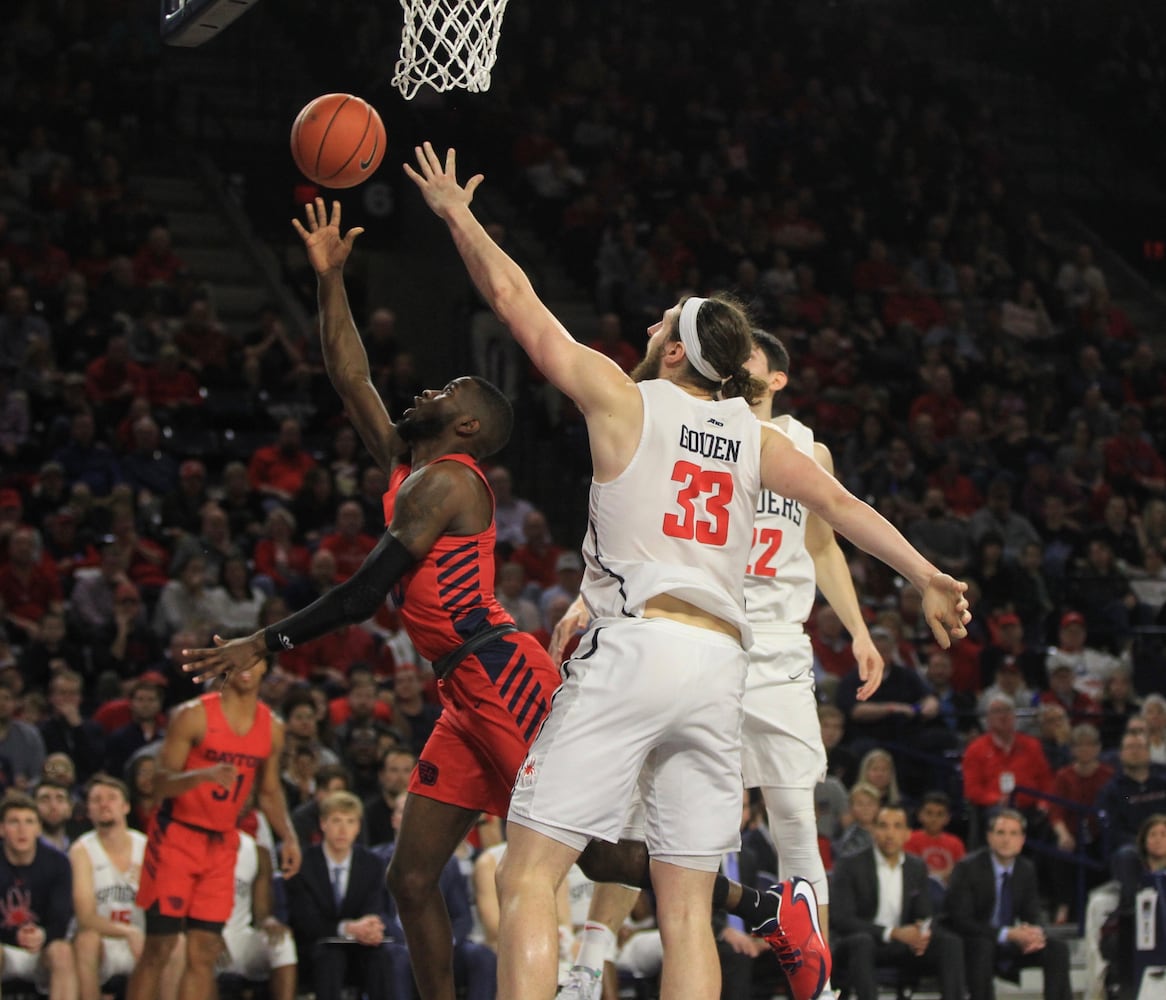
[258,720,301,878]
[760,427,970,648]
[405,143,630,420]
[804,442,884,701]
[185,461,471,682]
[292,198,403,473]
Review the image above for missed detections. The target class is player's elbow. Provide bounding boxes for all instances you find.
[337,580,385,625]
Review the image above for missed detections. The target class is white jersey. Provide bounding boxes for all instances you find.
[581,380,762,648]
[744,415,816,628]
[77,829,147,932]
[226,832,260,936]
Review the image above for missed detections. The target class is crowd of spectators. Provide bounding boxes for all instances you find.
[0,0,1165,994]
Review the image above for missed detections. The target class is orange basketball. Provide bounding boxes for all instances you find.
[290,93,386,189]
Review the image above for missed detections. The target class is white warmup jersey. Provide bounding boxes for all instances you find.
[741,415,827,790]
[78,829,147,931]
[76,828,147,984]
[222,831,298,978]
[581,380,762,648]
[226,832,259,936]
[743,415,815,627]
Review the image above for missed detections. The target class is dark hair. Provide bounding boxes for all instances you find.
[1137,813,1166,863]
[282,687,317,718]
[920,790,952,811]
[876,803,909,823]
[34,779,72,798]
[316,763,351,789]
[751,329,790,376]
[467,377,514,459]
[379,746,417,768]
[0,790,37,821]
[672,294,766,405]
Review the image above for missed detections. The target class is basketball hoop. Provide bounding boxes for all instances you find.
[392,0,511,99]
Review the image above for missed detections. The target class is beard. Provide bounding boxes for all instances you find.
[397,408,455,445]
[630,339,666,383]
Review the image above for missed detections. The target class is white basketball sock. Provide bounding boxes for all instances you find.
[573,920,617,974]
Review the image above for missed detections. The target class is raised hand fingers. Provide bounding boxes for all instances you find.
[328,199,342,228]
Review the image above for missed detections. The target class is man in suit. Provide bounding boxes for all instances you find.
[943,808,1071,1000]
[375,793,497,1000]
[831,805,965,1000]
[285,790,401,1000]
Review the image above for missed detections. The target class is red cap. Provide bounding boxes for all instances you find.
[1060,611,1086,628]
[131,670,169,692]
[0,489,21,510]
[997,612,1021,628]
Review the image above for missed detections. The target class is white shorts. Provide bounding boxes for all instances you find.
[221,925,298,980]
[509,617,748,869]
[740,627,826,790]
[100,937,136,982]
[2,944,51,991]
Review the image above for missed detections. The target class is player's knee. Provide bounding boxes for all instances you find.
[386,859,439,907]
[45,939,75,972]
[71,928,100,954]
[182,933,222,970]
[140,934,180,965]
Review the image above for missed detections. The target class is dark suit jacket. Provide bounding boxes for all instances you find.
[831,847,932,941]
[942,848,1041,942]
[286,843,386,957]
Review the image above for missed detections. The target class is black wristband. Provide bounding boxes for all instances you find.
[263,532,416,653]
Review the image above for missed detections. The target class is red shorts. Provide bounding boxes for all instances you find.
[137,813,240,925]
[410,631,561,816]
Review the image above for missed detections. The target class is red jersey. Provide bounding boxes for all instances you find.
[168,693,272,832]
[382,455,515,662]
[904,830,966,879]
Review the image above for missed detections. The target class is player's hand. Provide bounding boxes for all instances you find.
[182,632,266,685]
[292,198,364,276]
[125,925,145,960]
[17,923,45,954]
[549,596,590,663]
[279,837,302,879]
[721,926,767,957]
[851,631,885,702]
[404,142,484,220]
[262,917,290,944]
[207,762,238,789]
[920,573,971,649]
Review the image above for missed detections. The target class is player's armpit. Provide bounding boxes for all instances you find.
[389,460,486,556]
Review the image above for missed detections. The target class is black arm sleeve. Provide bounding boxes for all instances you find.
[264,532,416,653]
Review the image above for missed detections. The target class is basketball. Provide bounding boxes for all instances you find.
[290,93,386,189]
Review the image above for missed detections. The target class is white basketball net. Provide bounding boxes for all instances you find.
[393,0,511,99]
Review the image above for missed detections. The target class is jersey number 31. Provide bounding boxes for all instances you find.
[662,461,734,545]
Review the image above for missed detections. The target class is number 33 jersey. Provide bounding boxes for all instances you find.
[581,380,761,648]
[171,693,272,831]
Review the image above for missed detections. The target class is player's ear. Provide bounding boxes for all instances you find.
[770,370,788,394]
[456,415,481,438]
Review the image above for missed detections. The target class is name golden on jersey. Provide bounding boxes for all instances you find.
[678,424,742,463]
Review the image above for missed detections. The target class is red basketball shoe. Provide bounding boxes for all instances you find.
[750,878,831,1000]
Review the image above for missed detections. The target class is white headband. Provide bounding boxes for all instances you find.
[677,297,722,383]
